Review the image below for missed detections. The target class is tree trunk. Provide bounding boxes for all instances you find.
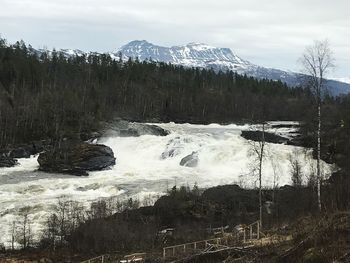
[317,102,321,212]
[259,156,263,229]
[259,123,265,229]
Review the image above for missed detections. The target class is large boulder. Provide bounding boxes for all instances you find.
[130,123,169,136]
[105,120,170,137]
[0,155,18,167]
[38,143,116,176]
[180,152,199,167]
[241,130,289,144]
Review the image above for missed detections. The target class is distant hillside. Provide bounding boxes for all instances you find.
[116,40,350,96]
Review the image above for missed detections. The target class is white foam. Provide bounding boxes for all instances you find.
[0,122,334,246]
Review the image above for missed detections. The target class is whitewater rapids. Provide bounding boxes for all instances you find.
[0,122,333,247]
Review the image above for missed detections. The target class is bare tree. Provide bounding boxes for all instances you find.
[248,123,266,228]
[10,220,16,250]
[18,207,32,249]
[55,198,70,246]
[43,213,59,249]
[300,40,335,211]
[288,151,303,187]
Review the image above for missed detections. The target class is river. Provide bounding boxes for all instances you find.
[0,121,332,247]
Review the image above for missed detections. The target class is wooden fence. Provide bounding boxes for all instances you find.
[162,235,230,259]
[81,255,106,263]
[162,220,262,260]
[81,221,262,262]
[241,220,260,243]
[81,252,146,263]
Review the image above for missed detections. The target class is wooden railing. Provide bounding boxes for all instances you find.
[81,252,146,263]
[81,221,263,262]
[162,220,262,260]
[241,220,261,243]
[81,255,106,263]
[162,235,230,259]
[121,253,146,262]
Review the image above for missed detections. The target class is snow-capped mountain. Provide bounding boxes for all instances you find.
[117,40,250,69]
[24,40,350,96]
[29,47,85,58]
[116,40,350,96]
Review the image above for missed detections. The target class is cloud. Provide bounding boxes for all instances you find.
[0,0,349,77]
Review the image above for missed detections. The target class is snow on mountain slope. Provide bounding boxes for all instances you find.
[116,40,252,73]
[24,40,350,96]
[331,77,350,84]
[116,40,350,96]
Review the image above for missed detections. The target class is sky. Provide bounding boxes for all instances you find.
[1,0,349,79]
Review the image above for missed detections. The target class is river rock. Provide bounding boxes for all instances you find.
[161,137,190,159]
[130,123,169,136]
[37,143,116,176]
[0,155,18,167]
[2,140,49,159]
[105,120,170,137]
[180,152,199,167]
[241,130,290,144]
[9,146,32,158]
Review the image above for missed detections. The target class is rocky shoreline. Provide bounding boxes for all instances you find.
[0,120,171,175]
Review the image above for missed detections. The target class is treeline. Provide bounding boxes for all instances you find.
[301,93,350,172]
[0,38,309,147]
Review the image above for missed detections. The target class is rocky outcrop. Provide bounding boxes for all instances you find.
[0,140,49,167]
[105,120,170,137]
[38,143,116,176]
[0,140,50,159]
[180,152,199,167]
[0,155,18,167]
[241,130,290,144]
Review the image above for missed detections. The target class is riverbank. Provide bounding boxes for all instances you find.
[0,121,333,248]
[1,178,350,262]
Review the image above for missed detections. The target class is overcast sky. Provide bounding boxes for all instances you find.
[1,0,349,78]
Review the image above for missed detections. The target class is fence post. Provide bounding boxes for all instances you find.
[194,242,197,250]
[243,228,246,243]
[101,255,104,263]
[163,248,166,259]
[183,244,186,253]
[257,221,260,239]
[250,225,252,240]
[173,247,175,256]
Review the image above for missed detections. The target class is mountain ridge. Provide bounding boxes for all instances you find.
[116,40,350,96]
[24,40,350,96]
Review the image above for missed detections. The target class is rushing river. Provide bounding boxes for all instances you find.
[0,122,332,247]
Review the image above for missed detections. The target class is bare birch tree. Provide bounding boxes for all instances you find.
[248,123,266,228]
[300,40,334,211]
